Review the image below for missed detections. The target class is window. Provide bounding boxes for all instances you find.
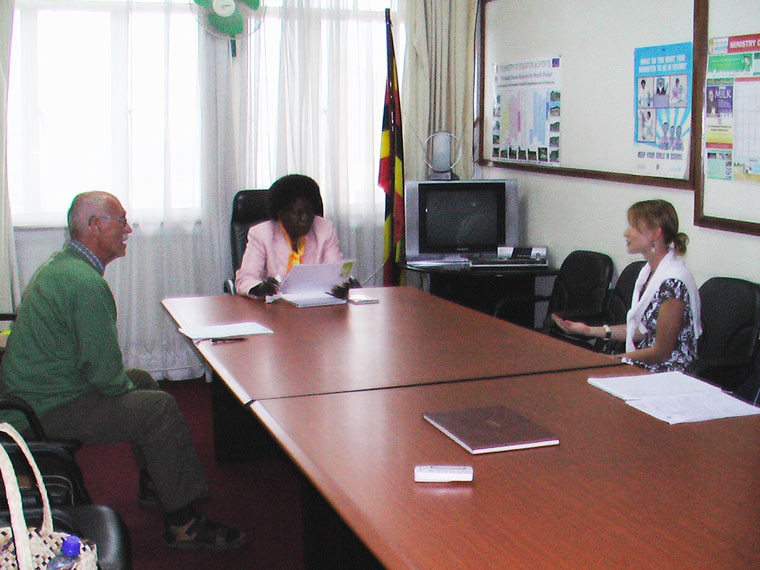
[8,0,200,226]
[8,0,402,226]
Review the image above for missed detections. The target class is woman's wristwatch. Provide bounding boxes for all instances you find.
[602,324,612,340]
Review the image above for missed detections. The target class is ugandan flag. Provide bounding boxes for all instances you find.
[378,8,404,286]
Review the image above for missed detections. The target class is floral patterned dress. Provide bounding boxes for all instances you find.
[627,278,699,372]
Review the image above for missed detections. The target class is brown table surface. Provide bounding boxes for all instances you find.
[162,286,621,403]
[252,366,760,569]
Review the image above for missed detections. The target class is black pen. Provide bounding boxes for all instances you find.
[211,337,247,344]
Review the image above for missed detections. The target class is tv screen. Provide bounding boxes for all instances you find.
[419,183,505,254]
[404,180,518,260]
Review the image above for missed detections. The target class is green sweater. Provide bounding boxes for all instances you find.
[0,247,134,432]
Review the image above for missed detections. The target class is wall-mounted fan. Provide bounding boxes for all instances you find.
[190,0,265,56]
[424,131,463,180]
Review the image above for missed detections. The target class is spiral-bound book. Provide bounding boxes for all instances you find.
[423,405,559,455]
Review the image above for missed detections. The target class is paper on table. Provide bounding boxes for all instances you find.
[626,390,760,424]
[179,322,273,341]
[587,371,720,401]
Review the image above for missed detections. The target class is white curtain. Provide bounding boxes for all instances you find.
[0,1,19,314]
[6,0,402,379]
[232,0,398,286]
[402,0,477,182]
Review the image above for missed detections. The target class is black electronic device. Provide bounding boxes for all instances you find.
[404,179,519,262]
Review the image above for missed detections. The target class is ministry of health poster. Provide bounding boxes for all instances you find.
[705,33,760,184]
[634,43,692,179]
[491,57,562,166]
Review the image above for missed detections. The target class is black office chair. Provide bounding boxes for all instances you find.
[686,277,760,392]
[733,350,760,406]
[597,260,646,354]
[0,395,132,569]
[0,395,91,507]
[539,250,614,345]
[224,188,325,294]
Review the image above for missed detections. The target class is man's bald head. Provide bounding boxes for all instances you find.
[66,191,132,266]
[67,191,117,240]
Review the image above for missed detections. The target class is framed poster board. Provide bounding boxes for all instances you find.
[695,0,760,236]
[477,0,704,190]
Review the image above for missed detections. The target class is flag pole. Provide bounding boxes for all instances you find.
[379,8,404,286]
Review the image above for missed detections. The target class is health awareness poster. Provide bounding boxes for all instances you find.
[706,33,760,183]
[634,43,692,179]
[491,57,562,165]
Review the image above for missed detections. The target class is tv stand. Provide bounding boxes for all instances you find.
[403,263,556,328]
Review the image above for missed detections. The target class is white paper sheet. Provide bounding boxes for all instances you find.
[278,260,354,294]
[626,390,760,424]
[588,371,759,424]
[587,371,720,400]
[178,321,273,341]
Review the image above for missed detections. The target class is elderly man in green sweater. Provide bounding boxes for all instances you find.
[0,191,245,551]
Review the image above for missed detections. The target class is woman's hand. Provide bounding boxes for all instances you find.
[330,282,350,300]
[250,277,280,297]
[551,314,591,337]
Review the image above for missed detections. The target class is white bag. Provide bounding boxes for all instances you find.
[0,422,97,570]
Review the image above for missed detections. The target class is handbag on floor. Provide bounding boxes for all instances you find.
[0,423,97,570]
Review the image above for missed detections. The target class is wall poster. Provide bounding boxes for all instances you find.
[705,33,760,184]
[634,43,693,179]
[490,57,562,166]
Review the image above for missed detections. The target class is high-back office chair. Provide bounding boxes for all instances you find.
[598,260,646,354]
[224,188,325,294]
[0,395,133,568]
[0,420,132,569]
[0,395,91,507]
[687,277,760,392]
[225,189,268,293]
[541,250,614,344]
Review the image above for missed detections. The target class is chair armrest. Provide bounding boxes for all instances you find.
[0,395,47,440]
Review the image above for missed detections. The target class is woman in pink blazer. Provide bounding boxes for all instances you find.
[235,174,344,297]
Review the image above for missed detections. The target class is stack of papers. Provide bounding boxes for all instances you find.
[179,321,273,341]
[277,260,354,308]
[587,371,760,424]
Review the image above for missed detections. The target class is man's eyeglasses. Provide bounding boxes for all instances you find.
[89,215,128,227]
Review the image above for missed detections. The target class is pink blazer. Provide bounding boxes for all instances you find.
[235,217,343,295]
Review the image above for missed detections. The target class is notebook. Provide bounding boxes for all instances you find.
[423,405,559,454]
[277,260,354,308]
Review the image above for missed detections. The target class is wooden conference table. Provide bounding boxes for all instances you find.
[163,286,622,462]
[162,286,620,404]
[253,367,760,569]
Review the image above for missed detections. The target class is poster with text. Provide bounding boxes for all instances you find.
[634,43,692,179]
[491,57,561,166]
[706,33,760,184]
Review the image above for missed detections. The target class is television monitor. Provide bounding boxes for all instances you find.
[404,179,519,260]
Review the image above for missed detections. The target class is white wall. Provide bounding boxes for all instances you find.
[480,166,760,287]
[479,0,760,287]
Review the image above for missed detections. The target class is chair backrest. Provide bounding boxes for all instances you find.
[229,188,325,274]
[230,190,270,273]
[544,250,614,328]
[604,260,646,325]
[692,277,760,389]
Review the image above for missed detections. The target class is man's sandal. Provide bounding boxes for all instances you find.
[164,514,247,551]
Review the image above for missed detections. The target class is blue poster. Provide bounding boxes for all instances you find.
[634,43,692,179]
